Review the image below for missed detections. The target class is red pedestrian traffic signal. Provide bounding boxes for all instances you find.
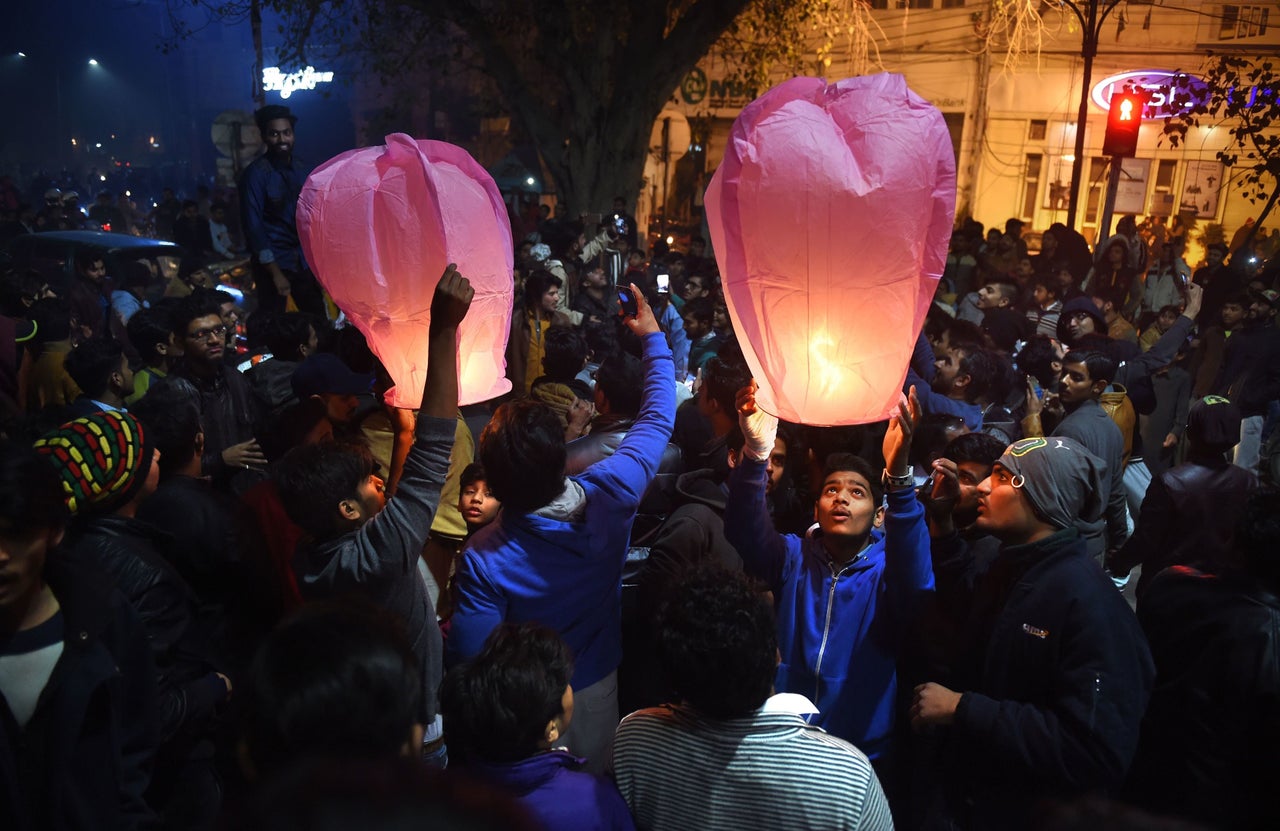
[1103,92,1144,157]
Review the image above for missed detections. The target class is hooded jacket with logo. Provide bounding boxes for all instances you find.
[448,332,676,690]
[723,466,932,759]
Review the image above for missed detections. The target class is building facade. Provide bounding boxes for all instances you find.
[663,1,1280,257]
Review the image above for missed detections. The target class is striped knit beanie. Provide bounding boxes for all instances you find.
[33,410,156,515]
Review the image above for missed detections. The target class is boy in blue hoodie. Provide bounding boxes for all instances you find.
[724,382,931,763]
[448,283,676,773]
[442,623,634,831]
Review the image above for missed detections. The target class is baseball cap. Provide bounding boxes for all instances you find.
[291,353,375,398]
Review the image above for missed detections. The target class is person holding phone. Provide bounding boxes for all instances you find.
[449,284,675,774]
[610,196,637,250]
[642,282,689,382]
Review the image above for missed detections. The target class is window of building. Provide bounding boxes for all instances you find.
[944,112,964,163]
[1022,154,1043,220]
[1149,159,1177,215]
[1220,5,1269,39]
[1029,119,1048,141]
[870,0,948,8]
[1084,157,1109,225]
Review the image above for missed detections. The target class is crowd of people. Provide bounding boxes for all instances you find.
[0,175,241,259]
[2,104,1280,831]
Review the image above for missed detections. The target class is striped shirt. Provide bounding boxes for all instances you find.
[1027,301,1063,339]
[610,698,893,830]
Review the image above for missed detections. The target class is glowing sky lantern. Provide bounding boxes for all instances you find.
[298,134,514,408]
[705,74,956,426]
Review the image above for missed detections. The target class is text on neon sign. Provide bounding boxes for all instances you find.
[263,66,335,99]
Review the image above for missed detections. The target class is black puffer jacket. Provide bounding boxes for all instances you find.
[1114,457,1259,599]
[935,528,1155,829]
[244,357,299,414]
[565,412,683,543]
[1126,566,1280,829]
[71,515,226,741]
[1213,322,1280,417]
[170,360,266,493]
[0,551,159,831]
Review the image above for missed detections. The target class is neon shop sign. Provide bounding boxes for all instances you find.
[1091,69,1280,119]
[262,66,335,99]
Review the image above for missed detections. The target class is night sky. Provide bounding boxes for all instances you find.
[1,0,357,195]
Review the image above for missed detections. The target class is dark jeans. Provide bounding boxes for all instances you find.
[253,262,327,318]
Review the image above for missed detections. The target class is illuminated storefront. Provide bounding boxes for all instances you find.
[662,2,1280,256]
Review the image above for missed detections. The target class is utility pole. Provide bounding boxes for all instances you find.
[1062,0,1125,230]
[251,0,266,109]
[965,32,993,218]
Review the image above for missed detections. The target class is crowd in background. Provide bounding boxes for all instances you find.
[2,110,1280,830]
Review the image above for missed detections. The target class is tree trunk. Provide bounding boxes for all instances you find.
[425,0,755,217]
[1230,179,1280,267]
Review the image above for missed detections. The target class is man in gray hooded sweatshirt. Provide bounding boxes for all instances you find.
[273,265,474,762]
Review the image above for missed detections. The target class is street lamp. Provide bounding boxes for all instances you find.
[88,58,99,66]
[1060,0,1125,231]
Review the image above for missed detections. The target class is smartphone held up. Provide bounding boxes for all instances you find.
[617,287,639,317]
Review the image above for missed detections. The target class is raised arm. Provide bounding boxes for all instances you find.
[355,266,471,573]
[581,284,676,507]
[910,330,939,384]
[722,381,791,591]
[1123,283,1202,378]
[881,387,934,616]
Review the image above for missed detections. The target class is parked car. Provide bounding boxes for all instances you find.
[3,230,185,296]
[3,229,252,300]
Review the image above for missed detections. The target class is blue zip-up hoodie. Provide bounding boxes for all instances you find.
[448,332,676,689]
[724,462,932,758]
[468,751,636,831]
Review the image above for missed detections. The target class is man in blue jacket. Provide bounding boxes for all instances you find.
[724,382,930,764]
[449,283,675,773]
[238,105,324,317]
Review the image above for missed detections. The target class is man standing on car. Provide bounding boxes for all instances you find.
[239,105,325,318]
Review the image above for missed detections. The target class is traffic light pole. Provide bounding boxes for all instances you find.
[1098,159,1123,243]
[1098,90,1145,241]
[1063,0,1124,231]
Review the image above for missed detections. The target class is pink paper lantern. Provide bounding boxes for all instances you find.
[298,133,514,408]
[706,74,956,426]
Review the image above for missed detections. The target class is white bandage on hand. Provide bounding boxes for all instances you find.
[740,405,779,463]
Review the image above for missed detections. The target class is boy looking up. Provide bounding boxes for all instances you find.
[274,265,473,763]
[724,381,930,763]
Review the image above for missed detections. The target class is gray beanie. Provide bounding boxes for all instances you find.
[997,437,1106,530]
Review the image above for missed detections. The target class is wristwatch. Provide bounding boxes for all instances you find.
[883,466,915,491]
